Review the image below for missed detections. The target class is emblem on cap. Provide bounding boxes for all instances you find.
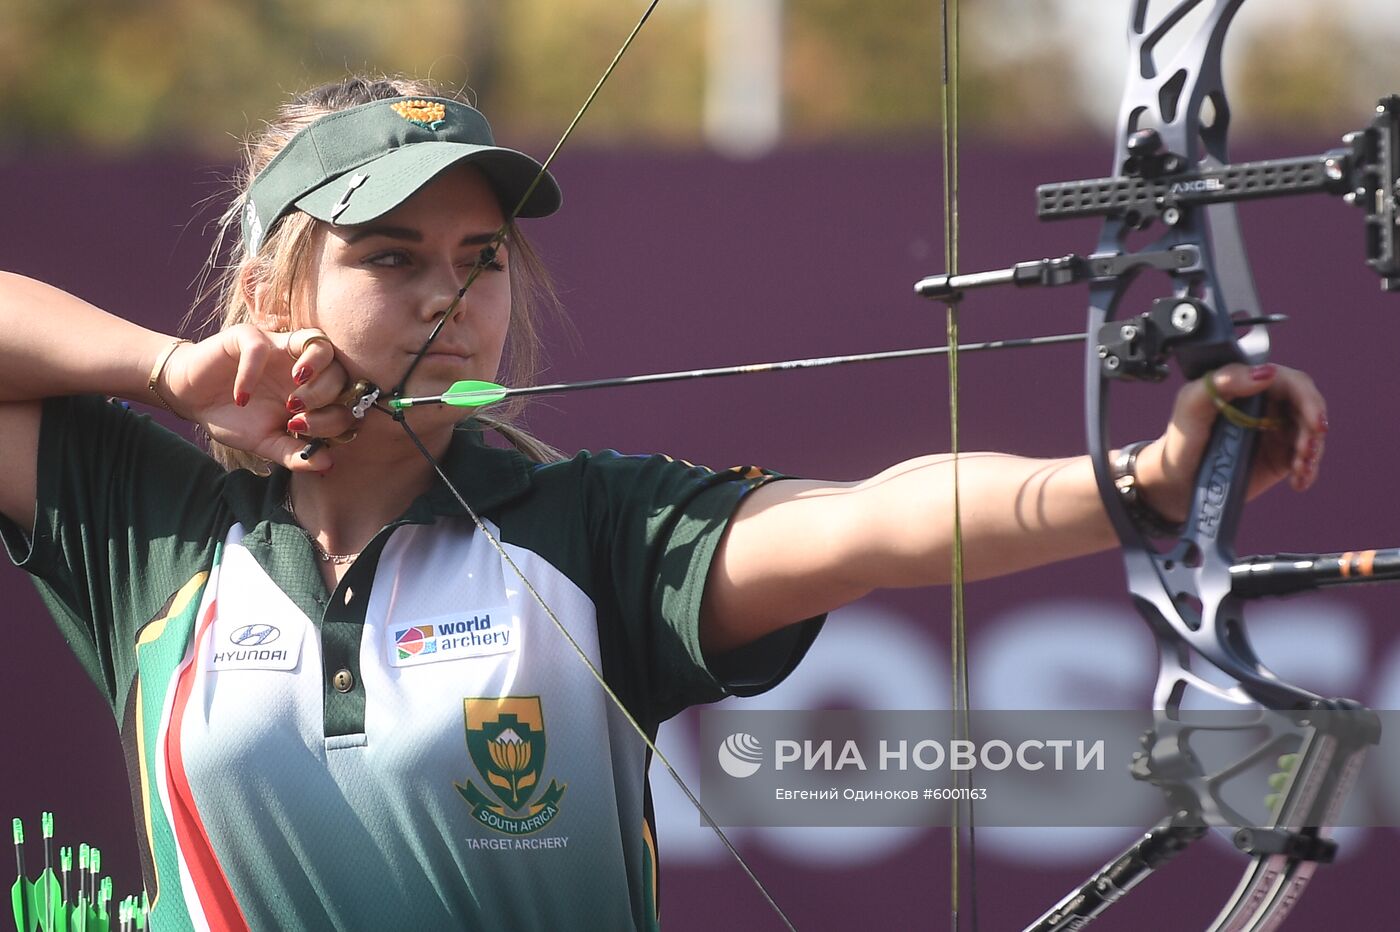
[391,99,447,130]
[244,199,264,253]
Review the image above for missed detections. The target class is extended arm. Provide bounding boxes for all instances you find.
[700,363,1326,654]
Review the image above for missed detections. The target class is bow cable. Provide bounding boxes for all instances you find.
[392,1,663,399]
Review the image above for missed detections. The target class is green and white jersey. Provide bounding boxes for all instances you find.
[1,396,821,931]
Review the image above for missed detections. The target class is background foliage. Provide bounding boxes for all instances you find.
[0,0,1394,153]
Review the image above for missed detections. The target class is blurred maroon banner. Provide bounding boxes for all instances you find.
[2,142,1397,928]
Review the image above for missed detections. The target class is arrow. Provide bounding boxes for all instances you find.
[34,815,57,932]
[387,332,1090,410]
[387,314,1285,411]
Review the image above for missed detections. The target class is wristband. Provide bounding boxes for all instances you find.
[1111,440,1185,537]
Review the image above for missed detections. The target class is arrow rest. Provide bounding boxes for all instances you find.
[1097,296,1211,380]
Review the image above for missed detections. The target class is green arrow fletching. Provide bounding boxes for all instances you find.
[34,870,58,932]
[12,876,36,932]
[388,380,509,410]
[440,380,509,407]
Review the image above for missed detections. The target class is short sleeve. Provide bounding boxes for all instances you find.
[564,453,825,724]
[0,396,228,710]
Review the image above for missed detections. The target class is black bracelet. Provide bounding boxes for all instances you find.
[1110,441,1185,538]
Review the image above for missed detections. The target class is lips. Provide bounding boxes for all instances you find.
[413,347,471,361]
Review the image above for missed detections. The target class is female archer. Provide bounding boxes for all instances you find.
[0,76,1326,929]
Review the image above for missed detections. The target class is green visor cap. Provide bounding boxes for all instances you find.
[241,96,561,253]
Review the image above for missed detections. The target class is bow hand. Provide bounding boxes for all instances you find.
[1134,362,1329,526]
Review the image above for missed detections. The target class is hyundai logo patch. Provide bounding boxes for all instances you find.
[230,623,281,647]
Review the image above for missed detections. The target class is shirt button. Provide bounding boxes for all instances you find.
[332,669,355,693]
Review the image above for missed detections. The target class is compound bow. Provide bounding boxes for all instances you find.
[917,2,1397,928]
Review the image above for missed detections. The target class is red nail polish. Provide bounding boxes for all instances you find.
[287,415,308,433]
[235,391,250,407]
[286,397,306,414]
[1249,364,1276,381]
[293,366,313,386]
[1319,414,1330,433]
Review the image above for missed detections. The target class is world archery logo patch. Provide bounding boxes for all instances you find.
[395,624,438,659]
[456,696,567,836]
[387,609,517,668]
[391,99,447,129]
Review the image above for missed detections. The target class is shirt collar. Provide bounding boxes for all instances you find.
[233,418,538,530]
[409,419,537,520]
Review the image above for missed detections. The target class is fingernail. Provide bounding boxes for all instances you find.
[1250,364,1276,381]
[286,397,306,415]
[287,415,308,433]
[1306,437,1319,457]
[293,366,313,386]
[235,391,250,407]
[1318,414,1330,433]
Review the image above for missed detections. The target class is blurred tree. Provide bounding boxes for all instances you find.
[1233,12,1374,136]
[491,0,704,145]
[784,0,940,141]
[0,0,1391,154]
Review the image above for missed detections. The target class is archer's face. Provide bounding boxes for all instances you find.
[306,165,512,405]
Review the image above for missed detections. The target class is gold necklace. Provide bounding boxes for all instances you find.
[282,490,360,565]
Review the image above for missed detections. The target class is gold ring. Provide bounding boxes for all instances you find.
[288,330,332,359]
[1201,372,1283,431]
[336,379,373,407]
[337,380,381,420]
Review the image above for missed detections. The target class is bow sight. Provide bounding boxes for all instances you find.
[918,96,1400,383]
[921,96,1399,297]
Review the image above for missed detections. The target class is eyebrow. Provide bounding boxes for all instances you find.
[342,225,502,247]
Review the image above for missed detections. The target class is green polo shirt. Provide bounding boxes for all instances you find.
[1,395,821,931]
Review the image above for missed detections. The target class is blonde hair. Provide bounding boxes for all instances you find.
[195,76,563,471]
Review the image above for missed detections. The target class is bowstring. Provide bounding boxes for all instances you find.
[939,1,978,930]
[379,1,796,926]
[395,2,662,395]
[394,418,795,929]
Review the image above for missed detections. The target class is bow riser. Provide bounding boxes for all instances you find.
[1068,3,1381,929]
[1122,0,1248,167]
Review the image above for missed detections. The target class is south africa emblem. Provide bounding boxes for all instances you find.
[456,696,567,835]
[390,99,447,129]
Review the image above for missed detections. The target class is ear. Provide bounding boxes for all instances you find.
[240,260,289,331]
